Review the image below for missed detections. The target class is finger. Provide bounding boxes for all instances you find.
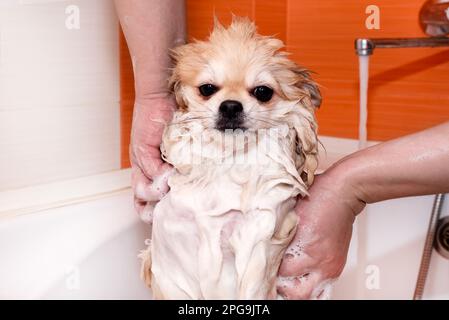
[277,272,321,300]
[134,197,146,219]
[131,166,153,199]
[150,167,174,198]
[134,196,156,224]
[133,144,171,178]
[132,165,173,223]
[132,166,172,202]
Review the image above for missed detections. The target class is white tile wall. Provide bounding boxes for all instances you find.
[0,0,120,190]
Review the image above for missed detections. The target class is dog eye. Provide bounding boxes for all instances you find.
[198,84,219,97]
[252,86,273,102]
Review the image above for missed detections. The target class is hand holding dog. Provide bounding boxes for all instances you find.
[277,168,358,299]
[130,98,175,223]
[114,0,185,222]
[278,121,449,299]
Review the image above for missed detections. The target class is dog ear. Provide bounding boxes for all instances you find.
[169,38,212,111]
[286,62,321,109]
[168,71,187,111]
[293,110,319,187]
[272,55,322,109]
[295,69,322,109]
[282,64,320,186]
[279,62,320,185]
[168,46,189,111]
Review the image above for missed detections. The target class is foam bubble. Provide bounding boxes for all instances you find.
[140,202,156,224]
[151,168,174,198]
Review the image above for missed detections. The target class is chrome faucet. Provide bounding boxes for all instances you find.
[355,0,449,56]
[355,36,449,56]
[420,0,449,36]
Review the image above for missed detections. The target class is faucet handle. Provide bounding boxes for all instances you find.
[420,0,449,37]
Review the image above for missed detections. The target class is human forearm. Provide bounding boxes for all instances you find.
[114,0,185,221]
[278,122,449,299]
[331,121,449,208]
[114,0,186,100]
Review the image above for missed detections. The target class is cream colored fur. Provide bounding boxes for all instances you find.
[140,17,320,300]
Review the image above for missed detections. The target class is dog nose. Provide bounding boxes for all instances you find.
[219,100,243,119]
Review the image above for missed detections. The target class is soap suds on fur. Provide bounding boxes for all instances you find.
[141,101,318,299]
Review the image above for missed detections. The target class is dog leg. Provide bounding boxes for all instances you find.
[138,241,152,288]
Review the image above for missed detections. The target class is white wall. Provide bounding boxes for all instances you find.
[0,0,120,191]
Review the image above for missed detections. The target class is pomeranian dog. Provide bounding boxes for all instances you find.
[140,17,321,299]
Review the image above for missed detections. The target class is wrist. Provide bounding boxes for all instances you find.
[133,95,176,118]
[135,92,173,105]
[324,153,368,217]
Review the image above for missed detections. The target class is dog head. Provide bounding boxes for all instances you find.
[168,17,321,184]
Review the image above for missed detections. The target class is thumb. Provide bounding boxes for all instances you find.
[137,146,172,179]
[132,165,173,202]
[276,272,320,300]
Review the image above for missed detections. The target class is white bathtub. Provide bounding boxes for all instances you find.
[0,189,151,299]
[319,136,449,299]
[333,195,449,299]
[0,137,448,299]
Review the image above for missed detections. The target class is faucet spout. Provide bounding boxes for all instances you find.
[355,38,375,56]
[355,36,449,56]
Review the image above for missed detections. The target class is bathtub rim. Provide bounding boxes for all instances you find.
[0,168,132,220]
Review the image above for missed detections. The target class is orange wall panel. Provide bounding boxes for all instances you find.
[187,0,254,40]
[119,28,134,168]
[254,0,287,43]
[186,0,287,42]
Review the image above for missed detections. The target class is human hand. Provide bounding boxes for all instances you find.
[130,97,175,223]
[278,120,449,299]
[277,164,363,299]
[114,0,185,222]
